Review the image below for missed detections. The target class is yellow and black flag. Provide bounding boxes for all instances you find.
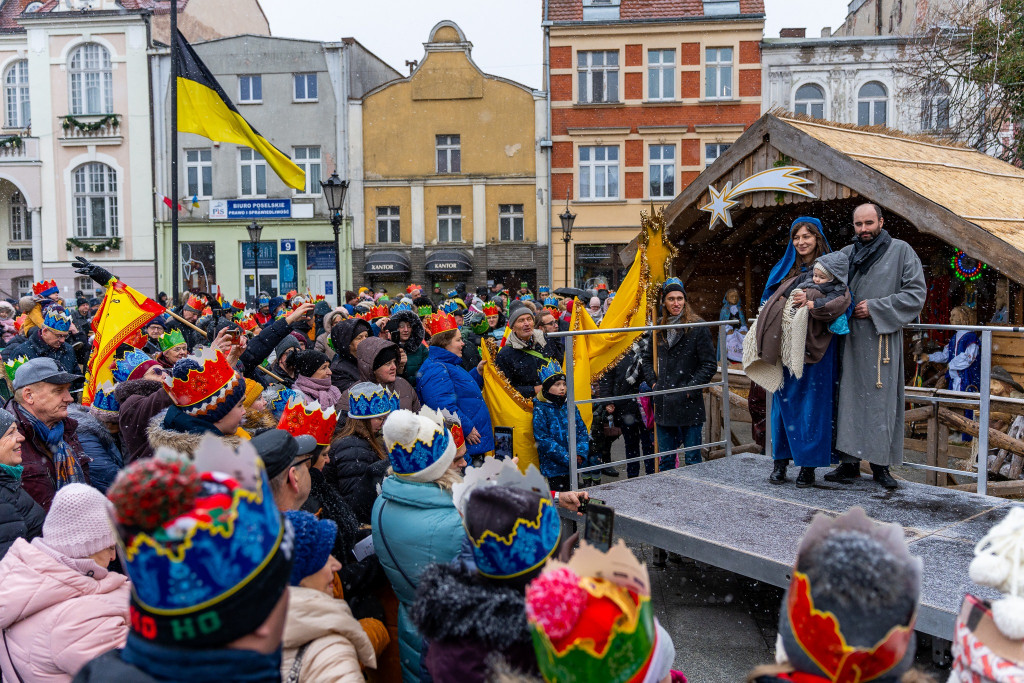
[174,30,305,191]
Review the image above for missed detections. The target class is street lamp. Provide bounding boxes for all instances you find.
[246,220,263,303]
[320,172,349,305]
[558,190,576,288]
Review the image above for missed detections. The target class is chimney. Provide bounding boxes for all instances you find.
[821,27,832,37]
[779,28,807,38]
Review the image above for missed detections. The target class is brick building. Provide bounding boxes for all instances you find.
[544,0,765,288]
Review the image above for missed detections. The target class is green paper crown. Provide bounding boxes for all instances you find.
[3,355,28,383]
[418,305,433,317]
[158,329,186,352]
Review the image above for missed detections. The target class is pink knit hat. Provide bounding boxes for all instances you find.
[42,483,116,558]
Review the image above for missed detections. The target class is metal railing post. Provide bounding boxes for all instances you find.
[978,330,991,496]
[565,332,578,490]
[719,324,732,457]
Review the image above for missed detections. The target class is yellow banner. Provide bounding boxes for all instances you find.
[480,341,539,472]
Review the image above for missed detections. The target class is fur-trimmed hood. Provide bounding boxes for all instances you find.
[112,379,164,405]
[389,309,425,353]
[243,409,278,433]
[66,404,118,451]
[146,409,241,456]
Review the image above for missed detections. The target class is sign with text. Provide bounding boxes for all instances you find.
[241,241,277,269]
[279,254,298,293]
[210,198,292,220]
[305,242,337,270]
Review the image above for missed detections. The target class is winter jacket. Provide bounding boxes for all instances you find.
[459,328,483,373]
[641,323,717,428]
[6,329,81,389]
[494,330,558,400]
[146,408,243,458]
[280,586,376,683]
[0,466,43,559]
[411,563,539,683]
[325,435,390,525]
[344,336,420,413]
[371,476,464,683]
[330,318,372,396]
[113,379,171,464]
[239,317,296,380]
[532,397,591,480]
[66,405,122,494]
[0,538,130,682]
[594,348,643,425]
[390,310,428,386]
[417,346,494,457]
[8,402,89,512]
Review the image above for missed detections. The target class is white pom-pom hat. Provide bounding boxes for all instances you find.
[969,505,1024,640]
[382,409,456,483]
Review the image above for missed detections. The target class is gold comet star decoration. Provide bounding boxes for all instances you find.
[700,167,816,229]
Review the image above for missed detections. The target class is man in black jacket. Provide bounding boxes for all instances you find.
[494,303,558,400]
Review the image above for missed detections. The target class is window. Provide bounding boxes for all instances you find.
[648,49,675,101]
[578,51,619,103]
[499,204,524,241]
[73,162,118,238]
[185,149,212,199]
[703,0,741,14]
[9,191,27,242]
[239,148,267,197]
[376,206,400,243]
[921,81,950,131]
[293,146,322,195]
[649,145,675,199]
[794,83,826,118]
[239,75,262,103]
[75,276,94,295]
[14,277,30,297]
[69,44,112,115]
[437,205,462,243]
[857,81,888,126]
[436,134,461,174]
[4,60,29,128]
[705,142,731,168]
[705,47,733,100]
[579,145,619,200]
[293,73,317,102]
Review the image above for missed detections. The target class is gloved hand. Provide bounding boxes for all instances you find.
[73,256,114,287]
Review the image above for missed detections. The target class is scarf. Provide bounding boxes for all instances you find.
[849,229,892,278]
[665,313,684,347]
[121,633,283,682]
[294,374,342,408]
[33,538,108,579]
[20,406,85,488]
[0,462,23,480]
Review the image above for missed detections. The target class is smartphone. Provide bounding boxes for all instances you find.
[577,497,604,514]
[583,502,615,552]
[494,426,514,461]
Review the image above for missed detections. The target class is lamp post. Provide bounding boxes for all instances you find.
[246,220,263,303]
[558,190,576,288]
[320,172,349,305]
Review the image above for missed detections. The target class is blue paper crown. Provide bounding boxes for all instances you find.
[470,496,561,579]
[539,286,550,294]
[538,359,564,386]
[112,348,154,383]
[267,386,295,417]
[521,294,534,301]
[348,382,400,419]
[663,277,684,291]
[390,302,412,314]
[390,427,452,477]
[446,288,459,298]
[91,381,120,414]
[543,296,559,307]
[439,300,461,315]
[259,296,269,307]
[42,307,72,333]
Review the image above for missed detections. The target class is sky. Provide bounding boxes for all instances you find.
[260,0,851,90]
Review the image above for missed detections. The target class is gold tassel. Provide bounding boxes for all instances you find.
[876,336,883,389]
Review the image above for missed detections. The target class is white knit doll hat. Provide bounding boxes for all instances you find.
[42,483,117,558]
[969,505,1024,639]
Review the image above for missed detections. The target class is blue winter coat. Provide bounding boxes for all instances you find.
[371,476,464,683]
[416,346,494,457]
[67,405,123,494]
[532,397,592,479]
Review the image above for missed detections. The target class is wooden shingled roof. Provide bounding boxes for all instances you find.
[665,113,1024,279]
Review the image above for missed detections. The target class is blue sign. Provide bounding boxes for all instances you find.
[305,242,337,270]
[280,239,296,252]
[213,198,291,220]
[241,241,277,269]
[325,281,333,295]
[279,254,298,293]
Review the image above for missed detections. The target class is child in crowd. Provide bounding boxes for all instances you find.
[532,360,595,491]
[800,253,849,310]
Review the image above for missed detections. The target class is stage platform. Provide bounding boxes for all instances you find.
[576,454,1013,640]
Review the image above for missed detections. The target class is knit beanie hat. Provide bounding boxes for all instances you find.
[274,334,302,363]
[372,344,400,372]
[163,348,246,424]
[507,302,533,327]
[42,483,116,559]
[382,409,455,483]
[284,510,337,586]
[293,349,329,378]
[243,378,264,408]
[0,406,15,438]
[661,277,685,301]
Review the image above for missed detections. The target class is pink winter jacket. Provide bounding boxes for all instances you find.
[0,537,130,682]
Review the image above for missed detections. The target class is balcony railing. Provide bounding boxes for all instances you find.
[59,114,122,144]
[0,133,38,160]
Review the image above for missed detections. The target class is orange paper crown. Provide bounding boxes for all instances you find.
[237,316,258,333]
[482,302,500,317]
[162,348,238,409]
[33,279,58,297]
[423,312,458,336]
[184,293,207,312]
[285,290,298,301]
[230,299,246,310]
[277,398,339,446]
[359,305,389,321]
[314,294,326,302]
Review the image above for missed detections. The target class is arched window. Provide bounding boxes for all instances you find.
[68,43,112,115]
[4,60,28,128]
[73,162,118,238]
[794,83,825,119]
[921,80,950,132]
[24,2,43,11]
[9,191,27,242]
[857,81,888,126]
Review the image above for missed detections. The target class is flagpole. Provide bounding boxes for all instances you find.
[170,0,180,306]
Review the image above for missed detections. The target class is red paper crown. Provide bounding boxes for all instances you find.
[124,329,148,349]
[360,305,389,321]
[314,294,326,302]
[162,348,237,408]
[33,279,58,296]
[185,293,207,311]
[285,290,298,301]
[449,423,465,449]
[423,312,458,336]
[237,317,258,333]
[406,283,421,294]
[482,302,500,317]
[277,398,339,446]
[201,306,212,316]
[231,299,246,310]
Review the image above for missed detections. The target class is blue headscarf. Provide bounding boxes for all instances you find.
[760,216,830,305]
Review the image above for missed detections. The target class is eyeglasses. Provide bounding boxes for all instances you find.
[150,366,167,376]
[292,454,315,469]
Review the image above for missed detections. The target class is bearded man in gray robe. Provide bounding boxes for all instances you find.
[827,203,926,489]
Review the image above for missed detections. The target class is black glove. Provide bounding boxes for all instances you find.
[73,257,114,287]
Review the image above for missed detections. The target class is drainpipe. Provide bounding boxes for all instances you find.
[543,0,553,287]
[340,41,352,293]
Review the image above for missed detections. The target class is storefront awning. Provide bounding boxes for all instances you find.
[364,251,411,276]
[425,250,473,274]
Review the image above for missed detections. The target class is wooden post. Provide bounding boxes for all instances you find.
[925,404,938,486]
[165,309,208,338]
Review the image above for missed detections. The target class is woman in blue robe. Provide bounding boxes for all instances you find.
[760,217,840,488]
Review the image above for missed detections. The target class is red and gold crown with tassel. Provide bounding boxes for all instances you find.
[277,397,339,446]
[482,302,500,317]
[162,348,239,410]
[423,312,458,336]
[33,279,58,297]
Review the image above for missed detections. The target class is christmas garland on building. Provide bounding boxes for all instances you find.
[0,135,23,149]
[61,114,120,133]
[66,236,121,253]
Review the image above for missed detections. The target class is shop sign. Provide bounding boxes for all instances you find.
[241,241,277,269]
[210,198,292,220]
[279,254,298,293]
[369,262,401,273]
[305,242,336,270]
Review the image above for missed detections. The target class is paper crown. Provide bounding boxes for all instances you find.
[106,436,292,647]
[285,290,298,300]
[423,312,459,337]
[360,305,389,321]
[438,300,460,315]
[184,293,207,312]
[390,301,412,314]
[527,540,656,683]
[348,382,400,420]
[538,359,564,386]
[406,283,421,294]
[446,288,459,298]
[417,305,434,317]
[277,397,338,446]
[33,279,59,297]
[42,306,72,333]
[237,316,258,333]
[452,456,549,516]
[112,347,157,383]
[420,405,465,449]
[158,329,186,352]
[314,294,326,303]
[258,296,270,307]
[265,385,296,417]
[91,380,120,415]
[3,354,28,383]
[483,302,500,317]
[162,348,241,416]
[543,296,559,307]
[230,299,246,310]
[383,409,456,482]
[539,286,551,294]
[521,294,534,301]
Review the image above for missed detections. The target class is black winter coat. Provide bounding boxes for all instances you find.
[239,317,295,380]
[325,434,389,524]
[329,318,372,397]
[494,331,558,400]
[595,348,643,425]
[459,328,483,373]
[0,466,44,559]
[641,324,717,427]
[114,379,171,464]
